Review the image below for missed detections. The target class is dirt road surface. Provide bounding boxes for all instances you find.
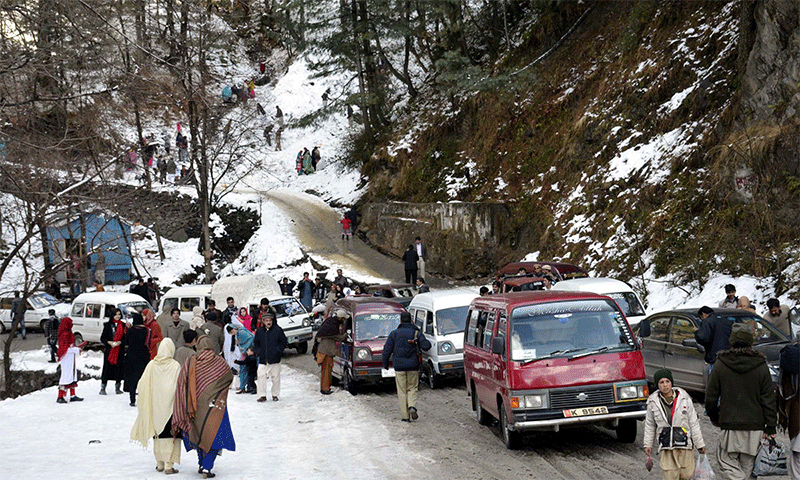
[268,190,789,480]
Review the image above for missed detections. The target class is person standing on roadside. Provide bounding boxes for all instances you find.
[45,309,59,363]
[124,313,151,407]
[414,237,428,280]
[643,369,705,480]
[56,317,84,404]
[764,298,792,337]
[314,310,347,394]
[174,329,198,367]
[719,284,738,309]
[100,308,127,395]
[164,308,190,349]
[382,312,431,422]
[297,272,315,310]
[11,291,26,339]
[198,311,224,355]
[402,245,419,286]
[416,277,430,294]
[694,306,732,374]
[705,324,777,480]
[253,314,287,402]
[130,338,182,475]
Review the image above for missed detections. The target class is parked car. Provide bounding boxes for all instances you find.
[0,291,71,333]
[69,292,152,344]
[635,308,789,393]
[159,284,213,323]
[464,291,648,449]
[210,274,313,354]
[500,276,545,293]
[331,296,407,394]
[498,261,588,281]
[364,283,417,308]
[551,277,648,326]
[408,289,477,388]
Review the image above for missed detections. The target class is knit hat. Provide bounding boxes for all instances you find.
[653,368,673,386]
[730,323,754,348]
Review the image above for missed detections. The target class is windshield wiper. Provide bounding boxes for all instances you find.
[569,346,609,361]
[520,348,585,365]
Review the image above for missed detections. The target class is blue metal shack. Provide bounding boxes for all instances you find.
[47,212,132,284]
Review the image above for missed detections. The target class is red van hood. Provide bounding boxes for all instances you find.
[356,338,387,355]
[510,351,645,389]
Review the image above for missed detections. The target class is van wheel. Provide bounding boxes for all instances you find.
[616,418,637,443]
[426,362,441,389]
[73,333,84,346]
[472,385,491,426]
[343,367,357,395]
[296,341,308,354]
[499,402,522,450]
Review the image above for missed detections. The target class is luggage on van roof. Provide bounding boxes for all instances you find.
[498,261,587,281]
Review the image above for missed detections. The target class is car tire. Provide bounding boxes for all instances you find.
[426,362,441,389]
[40,320,48,331]
[296,341,308,354]
[499,401,522,450]
[73,332,84,346]
[343,367,357,395]
[472,384,491,426]
[616,418,637,443]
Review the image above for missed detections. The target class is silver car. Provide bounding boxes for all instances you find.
[636,308,789,393]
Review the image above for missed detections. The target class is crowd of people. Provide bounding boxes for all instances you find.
[295,146,321,175]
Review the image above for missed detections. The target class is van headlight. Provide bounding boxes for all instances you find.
[355,348,371,361]
[615,382,648,401]
[510,394,548,409]
[302,317,311,327]
[438,341,455,355]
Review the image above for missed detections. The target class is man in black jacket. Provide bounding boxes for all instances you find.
[694,306,733,371]
[253,314,287,402]
[382,312,431,422]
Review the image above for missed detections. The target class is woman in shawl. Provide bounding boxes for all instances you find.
[228,324,255,394]
[190,306,205,331]
[236,307,252,332]
[56,317,84,403]
[100,308,127,395]
[302,148,313,174]
[124,313,151,407]
[131,338,182,474]
[143,308,164,360]
[173,336,236,478]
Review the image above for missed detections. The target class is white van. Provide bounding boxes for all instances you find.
[551,277,648,326]
[0,291,71,333]
[69,292,152,344]
[210,274,313,354]
[408,289,477,388]
[159,284,213,323]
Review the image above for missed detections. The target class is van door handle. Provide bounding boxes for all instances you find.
[666,351,674,355]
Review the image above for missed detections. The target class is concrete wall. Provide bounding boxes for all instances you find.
[359,202,513,279]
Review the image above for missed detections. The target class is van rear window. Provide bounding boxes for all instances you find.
[510,299,634,362]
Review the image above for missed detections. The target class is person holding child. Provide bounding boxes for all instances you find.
[643,368,705,479]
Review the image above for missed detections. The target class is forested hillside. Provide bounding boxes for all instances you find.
[1,0,799,297]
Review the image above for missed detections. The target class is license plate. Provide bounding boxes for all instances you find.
[381,368,396,378]
[563,405,609,418]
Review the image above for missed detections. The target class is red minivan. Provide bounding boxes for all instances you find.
[464,291,648,449]
[331,296,407,394]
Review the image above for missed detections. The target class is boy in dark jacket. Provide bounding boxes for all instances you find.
[253,315,287,402]
[382,312,431,422]
[45,309,59,363]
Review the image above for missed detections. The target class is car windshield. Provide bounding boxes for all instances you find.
[606,292,646,317]
[510,299,636,362]
[437,306,469,335]
[723,314,789,345]
[120,302,150,318]
[28,292,60,310]
[354,313,400,341]
[271,298,307,317]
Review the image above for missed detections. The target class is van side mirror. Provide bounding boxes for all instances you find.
[346,329,353,343]
[682,338,705,353]
[491,336,505,356]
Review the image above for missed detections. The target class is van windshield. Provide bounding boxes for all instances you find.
[606,292,645,317]
[120,302,150,318]
[437,306,469,335]
[271,298,307,317]
[355,313,400,341]
[29,292,60,310]
[509,299,635,362]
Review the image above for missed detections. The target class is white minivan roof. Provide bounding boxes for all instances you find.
[409,289,479,311]
[550,277,634,295]
[210,274,282,306]
[72,291,151,306]
[162,284,213,298]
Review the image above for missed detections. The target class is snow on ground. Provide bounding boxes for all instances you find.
[0,365,429,480]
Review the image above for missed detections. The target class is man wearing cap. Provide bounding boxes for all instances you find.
[705,324,777,480]
[719,284,738,309]
[382,312,431,422]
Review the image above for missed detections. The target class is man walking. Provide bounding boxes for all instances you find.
[705,324,777,479]
[11,291,26,339]
[402,245,419,286]
[382,312,431,422]
[253,314,287,402]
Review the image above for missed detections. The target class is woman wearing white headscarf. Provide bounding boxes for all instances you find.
[131,338,182,474]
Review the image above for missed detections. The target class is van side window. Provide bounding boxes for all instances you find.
[465,309,477,346]
[181,297,200,312]
[0,298,12,309]
[476,312,488,348]
[414,309,425,330]
[496,312,507,358]
[86,303,102,319]
[482,312,496,351]
[162,298,179,314]
[425,311,434,335]
[71,303,85,317]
